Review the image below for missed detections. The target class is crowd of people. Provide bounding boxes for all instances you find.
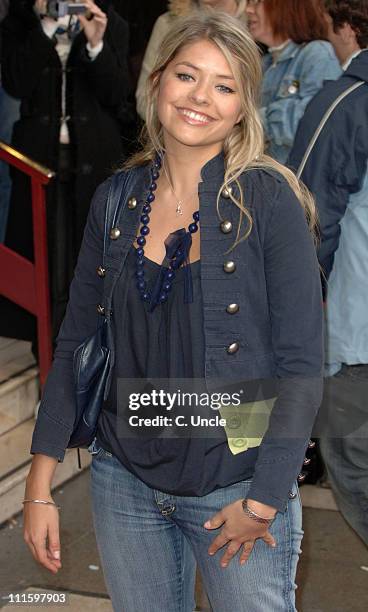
[0,0,367,610]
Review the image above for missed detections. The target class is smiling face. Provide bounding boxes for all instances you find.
[156,39,242,155]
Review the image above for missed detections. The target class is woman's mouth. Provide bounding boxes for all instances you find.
[177,107,215,125]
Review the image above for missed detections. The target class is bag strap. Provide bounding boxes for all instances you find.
[102,170,130,268]
[296,81,365,179]
[100,169,135,314]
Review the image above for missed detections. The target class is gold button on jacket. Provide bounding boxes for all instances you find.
[128,197,137,209]
[110,227,121,240]
[221,185,233,198]
[220,220,232,234]
[223,261,236,273]
[227,342,239,354]
[226,303,239,314]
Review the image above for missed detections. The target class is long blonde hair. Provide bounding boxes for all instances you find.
[125,11,317,249]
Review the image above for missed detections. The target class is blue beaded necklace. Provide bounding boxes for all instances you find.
[135,157,200,312]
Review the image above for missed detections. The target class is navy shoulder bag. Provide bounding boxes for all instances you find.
[68,170,130,450]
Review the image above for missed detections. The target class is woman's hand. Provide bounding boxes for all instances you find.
[23,498,61,574]
[204,499,277,567]
[23,454,60,574]
[78,0,108,48]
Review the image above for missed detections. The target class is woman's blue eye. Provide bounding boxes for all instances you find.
[176,73,194,81]
[175,73,234,94]
[217,85,235,94]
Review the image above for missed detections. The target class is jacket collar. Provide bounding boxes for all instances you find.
[264,40,301,68]
[132,149,225,183]
[125,150,226,214]
[200,150,225,181]
[345,49,368,83]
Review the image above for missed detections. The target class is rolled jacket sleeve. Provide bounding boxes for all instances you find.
[247,176,324,511]
[30,178,112,461]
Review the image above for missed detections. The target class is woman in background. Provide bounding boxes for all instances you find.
[246,0,341,163]
[136,0,247,119]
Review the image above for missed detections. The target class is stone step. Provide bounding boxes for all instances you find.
[0,350,36,382]
[0,418,35,481]
[0,338,91,525]
[0,338,34,372]
[0,367,39,436]
[0,337,38,435]
[0,418,91,525]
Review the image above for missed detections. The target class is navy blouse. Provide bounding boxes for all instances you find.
[97,244,265,496]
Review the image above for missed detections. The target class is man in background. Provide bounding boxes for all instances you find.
[289,0,368,546]
[0,0,130,344]
[0,0,20,242]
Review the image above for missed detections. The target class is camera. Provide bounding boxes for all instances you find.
[46,1,87,19]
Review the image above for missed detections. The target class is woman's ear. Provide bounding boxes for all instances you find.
[340,22,357,44]
[235,111,244,126]
[150,70,162,91]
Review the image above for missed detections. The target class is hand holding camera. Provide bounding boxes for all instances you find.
[78,0,107,49]
[35,1,107,49]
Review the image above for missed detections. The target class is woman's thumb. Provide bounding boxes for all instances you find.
[48,525,61,560]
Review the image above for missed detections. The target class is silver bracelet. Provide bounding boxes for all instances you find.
[242,499,274,525]
[23,499,61,510]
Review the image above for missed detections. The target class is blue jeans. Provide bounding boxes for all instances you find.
[89,443,303,612]
[320,364,368,546]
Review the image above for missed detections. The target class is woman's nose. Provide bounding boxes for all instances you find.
[189,82,210,105]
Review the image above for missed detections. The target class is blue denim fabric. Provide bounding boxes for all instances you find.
[261,41,341,163]
[287,51,368,371]
[0,87,20,242]
[89,441,303,612]
[319,365,368,546]
[324,168,368,376]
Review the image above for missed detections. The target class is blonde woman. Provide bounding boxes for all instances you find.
[24,12,323,612]
[136,0,247,119]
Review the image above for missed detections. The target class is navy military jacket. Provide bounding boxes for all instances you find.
[31,151,323,511]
